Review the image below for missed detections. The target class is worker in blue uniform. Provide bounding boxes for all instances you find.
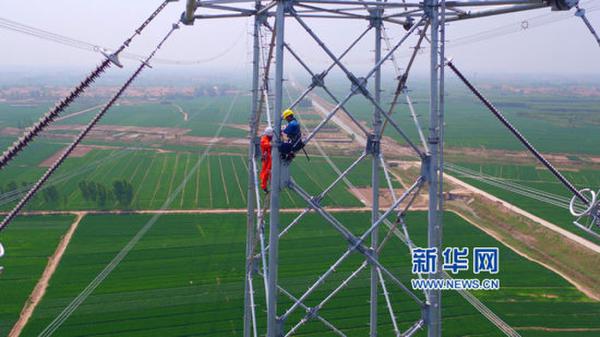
[279,109,303,161]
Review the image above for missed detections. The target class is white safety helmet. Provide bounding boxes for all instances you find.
[264,127,274,137]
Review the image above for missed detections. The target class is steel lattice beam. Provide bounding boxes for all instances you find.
[178,1,589,337]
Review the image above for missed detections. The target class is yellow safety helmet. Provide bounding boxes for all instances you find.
[282,109,294,119]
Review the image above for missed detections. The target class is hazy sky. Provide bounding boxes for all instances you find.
[1,0,599,78]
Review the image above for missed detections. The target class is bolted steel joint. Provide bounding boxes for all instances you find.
[311,72,326,88]
[548,0,579,11]
[283,0,295,13]
[349,74,368,96]
[257,10,269,25]
[253,136,261,160]
[396,73,409,93]
[366,134,380,155]
[306,306,320,320]
[420,155,432,182]
[428,135,439,145]
[363,246,376,261]
[346,236,362,251]
[368,8,383,28]
[403,16,415,31]
[310,196,322,207]
[355,243,368,255]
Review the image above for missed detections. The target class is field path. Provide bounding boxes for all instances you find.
[9,212,85,337]
[305,78,600,255]
[445,172,600,254]
[453,207,600,301]
[54,104,103,122]
[10,207,374,217]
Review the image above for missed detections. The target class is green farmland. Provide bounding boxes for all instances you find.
[0,146,400,211]
[1,84,599,337]
[328,87,600,155]
[0,215,74,336]
[8,212,599,337]
[451,162,600,244]
[0,96,252,139]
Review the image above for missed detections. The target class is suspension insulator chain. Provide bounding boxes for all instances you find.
[0,24,179,233]
[0,59,111,170]
[118,0,174,52]
[447,60,589,205]
[0,0,174,171]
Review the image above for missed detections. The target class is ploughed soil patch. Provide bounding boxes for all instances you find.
[39,145,92,167]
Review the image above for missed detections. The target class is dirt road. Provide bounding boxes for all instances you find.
[306,84,600,255]
[445,172,600,254]
[54,104,103,122]
[9,207,374,217]
[9,212,84,337]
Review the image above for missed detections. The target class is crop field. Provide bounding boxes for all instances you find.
[0,96,251,139]
[10,211,599,337]
[3,86,600,157]
[451,161,600,244]
[0,146,401,211]
[332,87,600,155]
[0,215,74,336]
[1,84,599,337]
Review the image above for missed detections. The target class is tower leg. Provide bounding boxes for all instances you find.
[427,0,443,336]
[243,2,262,337]
[370,6,383,337]
[267,1,286,336]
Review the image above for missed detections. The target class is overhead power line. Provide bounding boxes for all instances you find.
[0,0,174,171]
[0,16,244,65]
[37,92,240,337]
[0,21,181,233]
[449,2,600,47]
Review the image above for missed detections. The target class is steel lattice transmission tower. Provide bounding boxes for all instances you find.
[179,1,596,336]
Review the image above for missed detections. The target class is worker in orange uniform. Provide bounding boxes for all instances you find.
[260,127,274,194]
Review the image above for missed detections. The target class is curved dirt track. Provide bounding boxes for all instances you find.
[445,172,600,254]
